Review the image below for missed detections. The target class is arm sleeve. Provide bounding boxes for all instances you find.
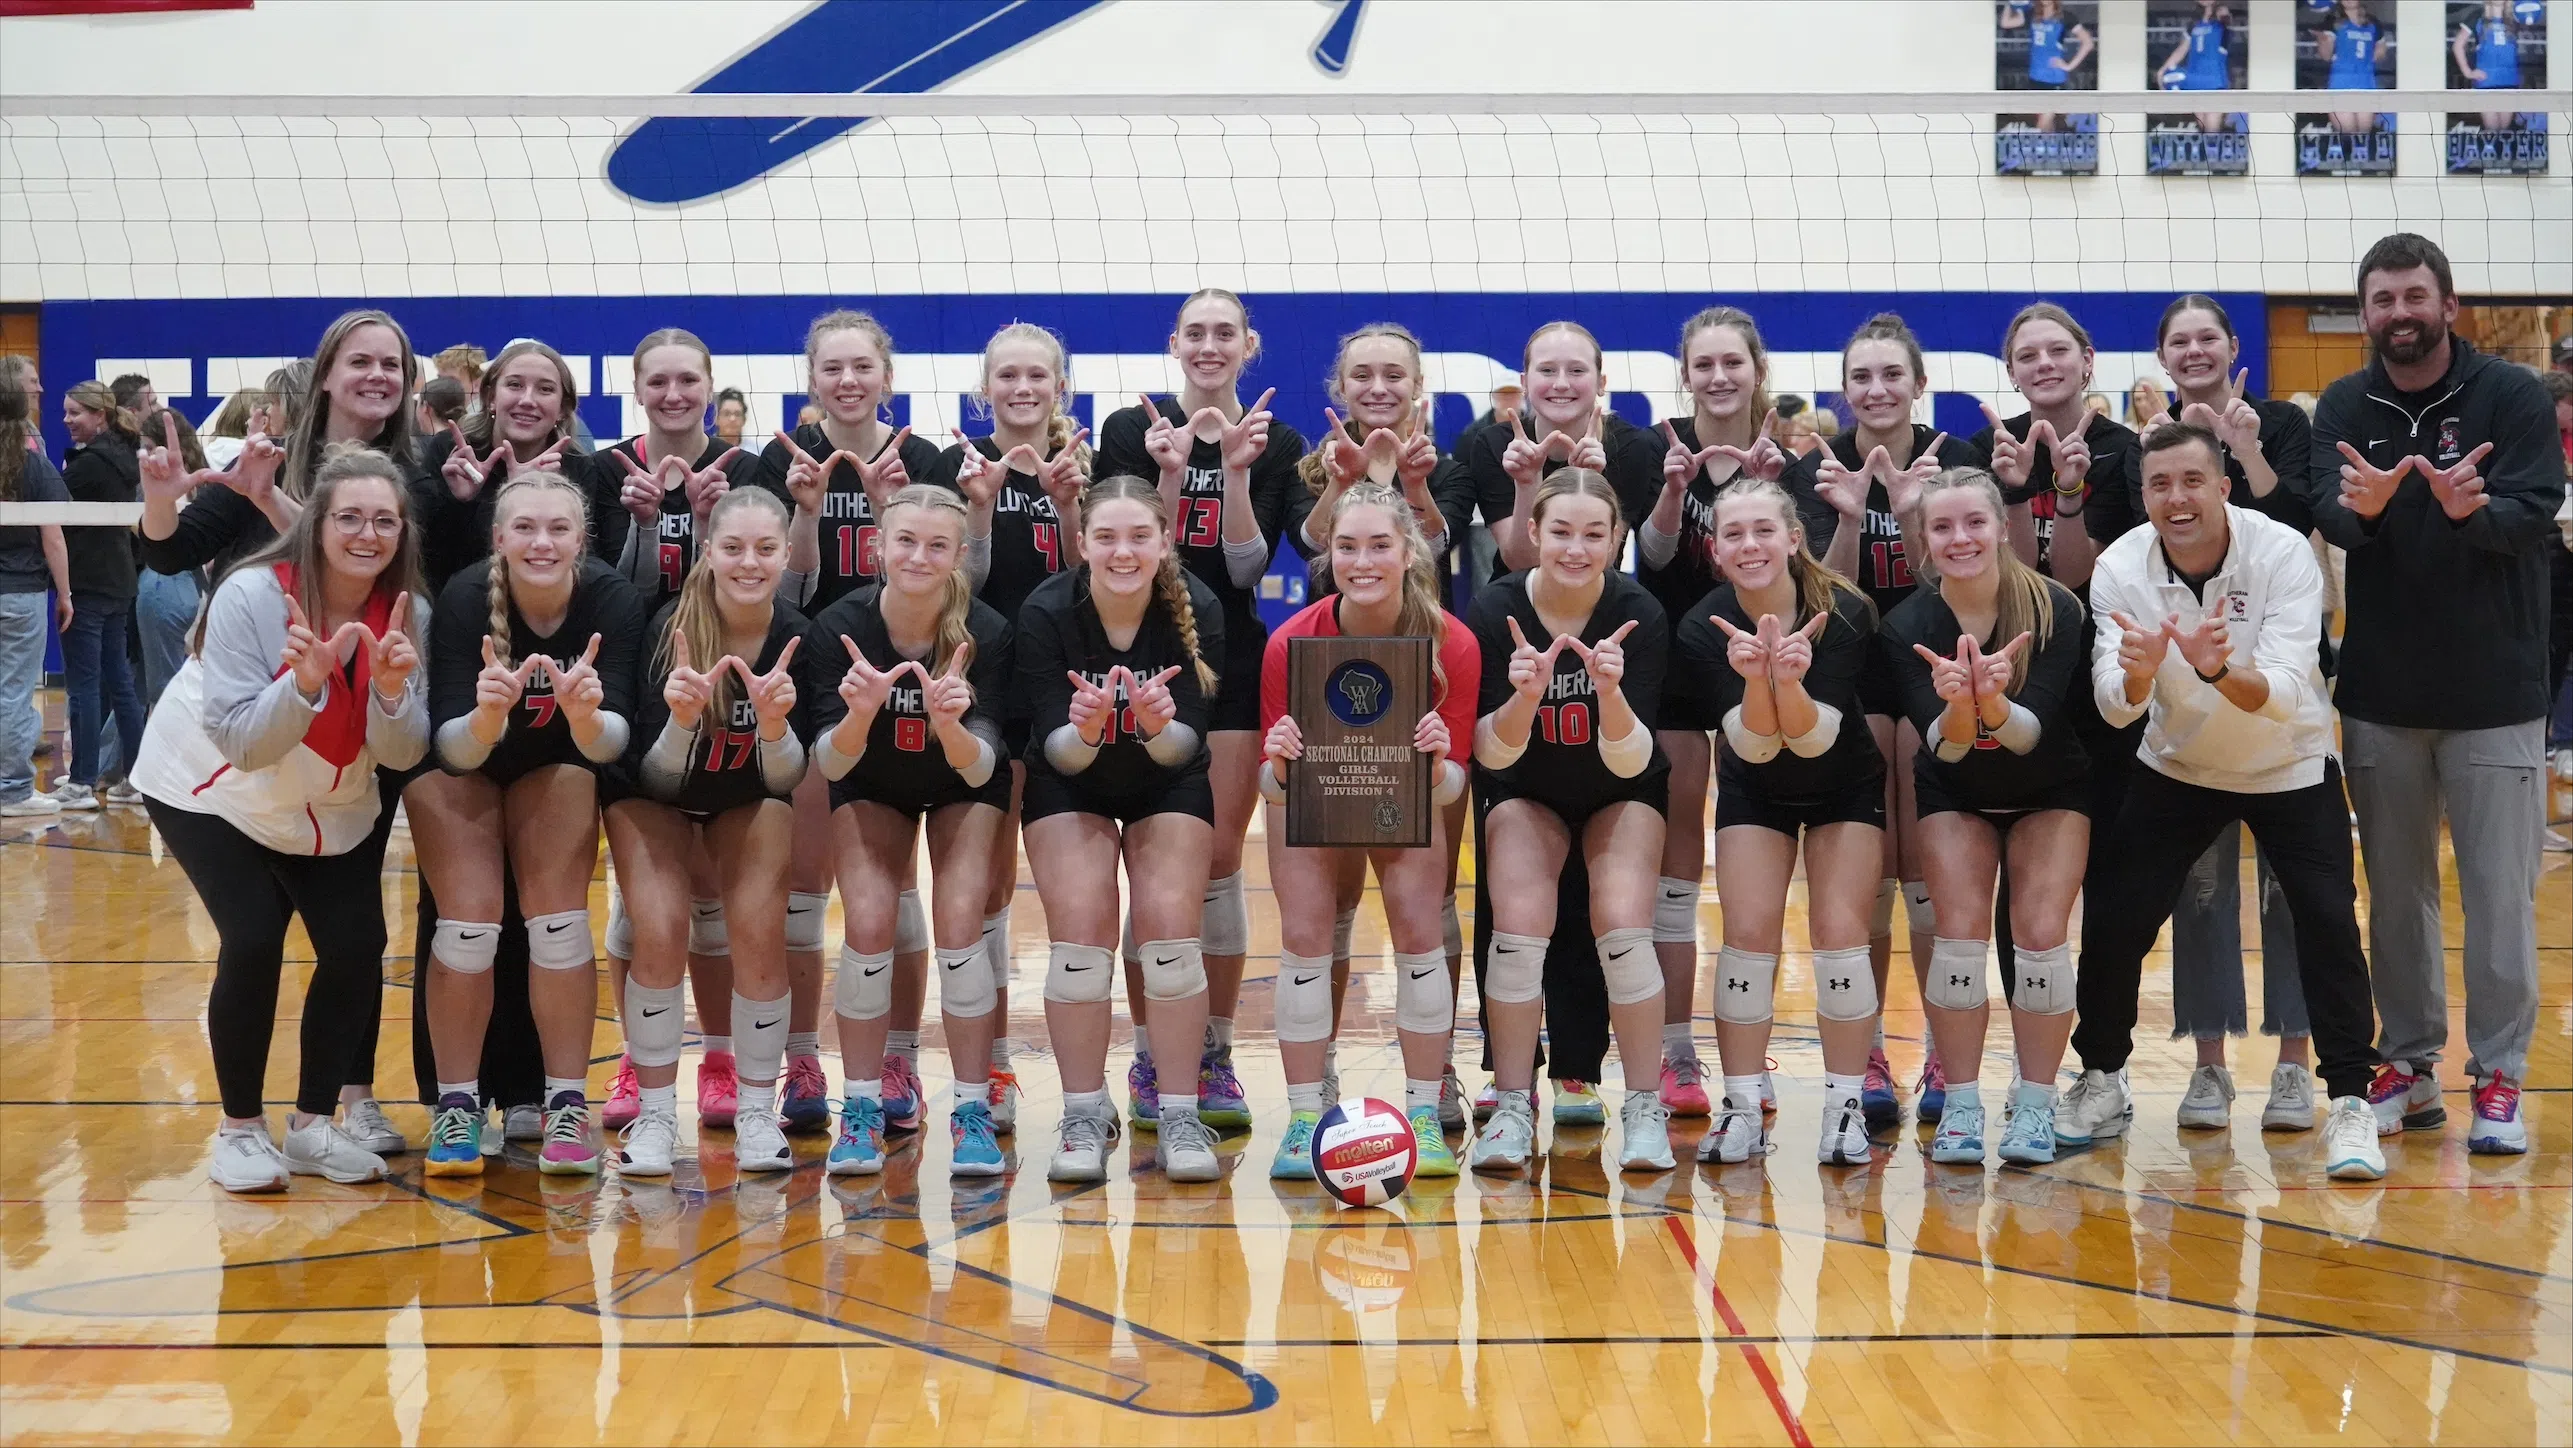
[639,716,697,797]
[1223,533,1270,589]
[2449,372,2569,555]
[617,513,661,595]
[139,486,256,575]
[757,728,806,793]
[1635,515,1680,570]
[2301,385,2377,551]
[2085,556,2151,729]
[195,578,323,773]
[963,617,1013,764]
[2246,531,2326,723]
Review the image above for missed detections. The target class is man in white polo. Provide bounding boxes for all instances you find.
[2058,420,2385,1181]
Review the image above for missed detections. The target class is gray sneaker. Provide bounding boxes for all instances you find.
[340,1097,407,1154]
[49,782,98,811]
[1158,1109,1220,1183]
[1618,1092,1675,1172]
[1047,1107,1119,1183]
[2177,1065,2236,1130]
[2260,1063,2316,1132]
[210,1125,290,1194]
[282,1117,388,1184]
[101,780,144,806]
[1468,1090,1537,1173]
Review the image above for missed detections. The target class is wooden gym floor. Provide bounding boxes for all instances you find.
[0,701,2566,1446]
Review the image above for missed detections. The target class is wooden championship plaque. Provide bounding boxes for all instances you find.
[1285,634,1432,849]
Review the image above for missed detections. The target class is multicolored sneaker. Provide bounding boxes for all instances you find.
[1916,1056,1948,1125]
[1409,1104,1460,1178]
[1658,1053,1712,1117]
[1197,1050,1252,1130]
[1127,1053,1161,1133]
[1999,1091,2058,1165]
[780,1055,831,1134]
[987,1070,1020,1135]
[827,1096,888,1176]
[602,1054,641,1131]
[1860,1047,1902,1133]
[2468,1073,2527,1155]
[880,1056,924,1132]
[537,1091,602,1176]
[1270,1110,1320,1179]
[2366,1061,2445,1136]
[950,1100,1005,1177]
[697,1051,740,1129]
[1928,1101,1985,1164]
[1552,1080,1607,1126]
[424,1093,484,1177]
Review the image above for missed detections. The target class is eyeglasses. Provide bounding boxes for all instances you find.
[329,510,404,538]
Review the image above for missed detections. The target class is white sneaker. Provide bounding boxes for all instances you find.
[2323,1096,2386,1180]
[282,1117,388,1184]
[1696,1102,1763,1164]
[1468,1091,1537,1173]
[1618,1092,1674,1173]
[2261,1063,2316,1132]
[1817,1097,1872,1166]
[2177,1065,2236,1130]
[101,780,144,806]
[618,1106,681,1177]
[210,1125,289,1193]
[1047,1107,1119,1183]
[0,793,61,817]
[49,782,98,811]
[2055,1067,2132,1145]
[2554,746,2573,784]
[1158,1111,1220,1183]
[340,1097,407,1155]
[734,1104,793,1173]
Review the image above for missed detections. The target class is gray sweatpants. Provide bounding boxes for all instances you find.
[2344,718,2546,1082]
[2167,823,2308,1040]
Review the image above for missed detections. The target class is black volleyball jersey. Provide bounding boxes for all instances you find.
[599,434,777,612]
[1782,424,1988,622]
[1467,569,1669,800]
[429,556,648,780]
[1964,411,2140,578]
[408,433,630,595]
[803,584,1015,810]
[1636,415,1749,625]
[1673,582,1884,800]
[1446,410,1663,586]
[1877,582,2091,810]
[1014,566,1226,797]
[1091,397,1309,626]
[750,421,948,611]
[918,436,1074,624]
[626,597,813,814]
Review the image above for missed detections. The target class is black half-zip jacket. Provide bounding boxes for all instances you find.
[2302,337,2566,729]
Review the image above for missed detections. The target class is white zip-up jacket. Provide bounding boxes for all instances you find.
[2088,503,2334,795]
[132,566,429,855]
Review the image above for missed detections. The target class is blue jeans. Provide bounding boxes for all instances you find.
[63,594,146,788]
[135,568,199,712]
[0,593,45,803]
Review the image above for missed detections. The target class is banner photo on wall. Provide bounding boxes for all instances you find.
[1996,0,2101,175]
[2147,1,2250,176]
[2297,0,2398,176]
[2445,0,2550,175]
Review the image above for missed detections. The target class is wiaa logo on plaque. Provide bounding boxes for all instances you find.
[1326,661,1394,727]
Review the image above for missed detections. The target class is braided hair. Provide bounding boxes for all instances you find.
[1081,473,1217,694]
[483,468,591,668]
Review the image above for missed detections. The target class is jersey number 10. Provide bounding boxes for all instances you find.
[1530,700,1591,746]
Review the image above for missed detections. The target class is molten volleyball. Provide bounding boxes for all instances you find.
[1313,1097,1417,1208]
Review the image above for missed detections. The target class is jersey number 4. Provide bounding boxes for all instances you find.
[1031,520,1062,574]
[834,524,882,580]
[1531,701,1591,746]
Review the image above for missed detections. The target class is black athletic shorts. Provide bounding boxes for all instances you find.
[1475,761,1670,833]
[1911,766,2090,828]
[830,769,1012,820]
[1020,760,1216,826]
[1714,771,1888,836]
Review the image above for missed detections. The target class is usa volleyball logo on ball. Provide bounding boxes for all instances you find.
[1313,1097,1417,1208]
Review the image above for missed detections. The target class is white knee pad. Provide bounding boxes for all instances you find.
[1871,878,1898,939]
[622,980,687,1068]
[526,910,595,971]
[1333,906,1358,961]
[1200,870,1249,956]
[432,918,501,975]
[603,880,634,960]
[1598,927,1660,1006]
[1713,946,1779,1025]
[1484,931,1546,1006]
[732,991,788,1086]
[937,944,997,1019]
[784,891,829,954]
[1652,876,1700,945]
[1394,949,1455,1035]
[981,908,1013,996]
[1138,938,1206,1002]
[2010,942,2076,1016]
[894,889,928,955]
[1812,946,1880,1023]
[1904,881,1935,936]
[835,945,894,1021]
[1925,937,1990,1010]
[1044,941,1115,1004]
[1441,898,1463,960]
[687,898,730,957]
[1273,949,1336,1044]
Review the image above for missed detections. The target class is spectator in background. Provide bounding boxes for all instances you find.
[2306,232,2565,1153]
[2130,376,2171,427]
[2543,368,2573,814]
[110,373,157,416]
[130,407,210,711]
[1780,406,1838,459]
[713,387,748,448]
[201,388,263,470]
[2287,391,2318,416]
[10,356,37,452]
[431,343,486,396]
[1773,393,1809,419]
[2552,333,2572,373]
[0,363,72,817]
[1467,382,1524,435]
[44,381,147,811]
[794,401,823,428]
[2083,391,2114,421]
[413,376,468,467]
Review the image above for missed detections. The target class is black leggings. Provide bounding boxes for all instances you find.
[145,799,391,1119]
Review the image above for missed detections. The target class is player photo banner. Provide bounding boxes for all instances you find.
[2147,1,2250,176]
[2297,0,2399,176]
[1996,0,2101,176]
[2446,1,2550,175]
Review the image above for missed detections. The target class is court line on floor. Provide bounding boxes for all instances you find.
[1662,1211,1813,1448]
[1199,1328,2339,1348]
